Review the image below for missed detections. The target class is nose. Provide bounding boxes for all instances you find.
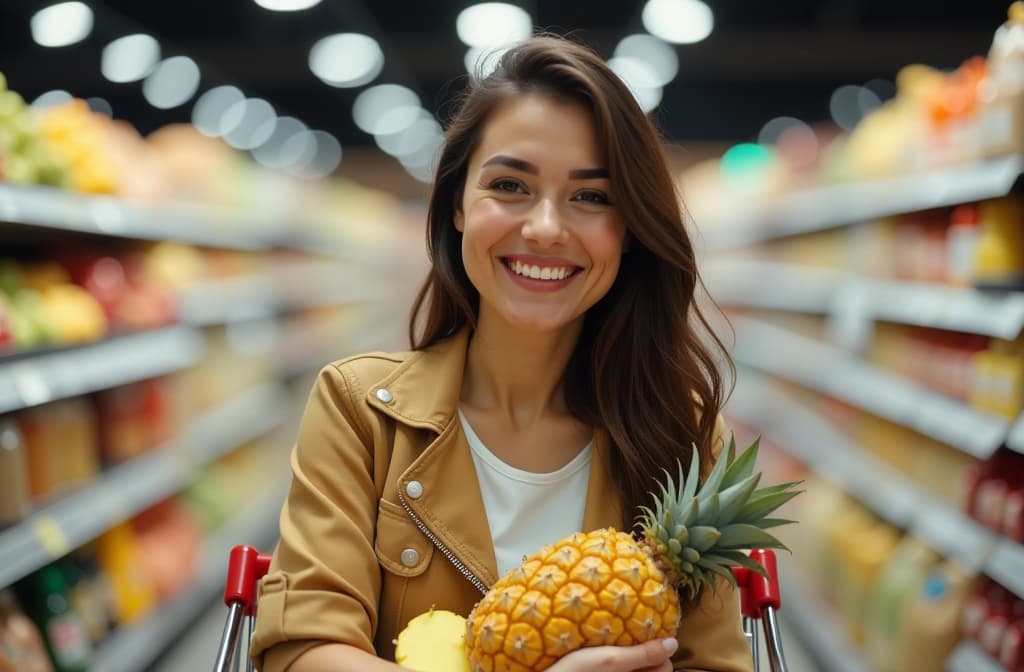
[521,198,567,247]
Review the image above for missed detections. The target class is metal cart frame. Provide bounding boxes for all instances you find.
[213,546,788,672]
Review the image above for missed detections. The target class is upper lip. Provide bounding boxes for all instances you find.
[501,254,583,269]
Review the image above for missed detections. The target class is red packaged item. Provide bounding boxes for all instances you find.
[1001,614,1024,671]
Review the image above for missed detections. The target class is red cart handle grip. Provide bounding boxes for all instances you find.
[224,545,263,609]
[730,550,782,618]
[748,549,781,611]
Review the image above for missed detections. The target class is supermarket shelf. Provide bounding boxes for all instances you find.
[0,325,205,414]
[0,382,288,590]
[728,375,1024,599]
[703,154,1024,251]
[178,275,278,326]
[732,315,1010,459]
[706,259,1024,340]
[0,182,278,250]
[778,564,868,672]
[946,641,1006,672]
[177,266,398,326]
[1006,413,1024,456]
[91,478,288,672]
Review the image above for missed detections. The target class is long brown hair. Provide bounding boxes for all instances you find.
[409,34,734,523]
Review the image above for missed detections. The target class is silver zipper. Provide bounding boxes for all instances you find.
[398,487,489,595]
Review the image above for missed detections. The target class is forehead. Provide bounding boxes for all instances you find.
[472,93,604,168]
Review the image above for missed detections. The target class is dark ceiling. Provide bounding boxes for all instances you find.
[0,0,1010,152]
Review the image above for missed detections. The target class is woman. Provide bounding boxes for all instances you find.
[250,34,749,672]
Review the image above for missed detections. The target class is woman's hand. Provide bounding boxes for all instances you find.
[545,638,678,672]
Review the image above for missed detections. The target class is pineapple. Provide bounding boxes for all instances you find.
[397,435,799,672]
[396,609,471,672]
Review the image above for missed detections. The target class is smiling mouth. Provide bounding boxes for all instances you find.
[500,258,583,281]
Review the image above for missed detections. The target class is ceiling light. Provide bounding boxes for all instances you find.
[252,0,322,10]
[374,109,437,156]
[31,90,73,109]
[456,3,532,48]
[101,34,161,83]
[642,0,714,45]
[614,34,678,87]
[464,46,508,77]
[192,85,245,137]
[252,116,308,168]
[85,97,112,116]
[830,85,866,131]
[309,33,383,88]
[30,2,93,48]
[278,129,318,172]
[223,98,277,150]
[295,131,342,178]
[607,57,663,112]
[353,84,420,135]
[142,56,201,109]
[757,116,812,146]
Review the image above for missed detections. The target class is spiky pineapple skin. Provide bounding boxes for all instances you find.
[465,528,681,671]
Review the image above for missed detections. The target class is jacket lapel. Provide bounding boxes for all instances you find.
[364,327,626,589]
[365,328,500,587]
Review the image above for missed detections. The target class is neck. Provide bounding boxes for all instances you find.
[461,310,582,427]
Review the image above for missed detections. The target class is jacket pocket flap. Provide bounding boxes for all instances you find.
[375,499,434,577]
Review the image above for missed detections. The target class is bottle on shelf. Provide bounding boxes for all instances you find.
[0,418,28,525]
[14,566,91,672]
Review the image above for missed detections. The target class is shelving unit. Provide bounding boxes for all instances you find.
[0,325,206,414]
[730,315,1010,459]
[706,259,1024,340]
[727,375,1024,593]
[777,565,869,672]
[702,154,1024,251]
[0,182,278,250]
[90,479,289,672]
[0,382,288,589]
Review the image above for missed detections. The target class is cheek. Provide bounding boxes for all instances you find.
[463,200,516,249]
[587,217,627,263]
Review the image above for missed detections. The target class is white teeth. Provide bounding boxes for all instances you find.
[508,260,574,281]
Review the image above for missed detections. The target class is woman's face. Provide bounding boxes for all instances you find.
[456,93,626,334]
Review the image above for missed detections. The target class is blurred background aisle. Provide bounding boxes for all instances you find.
[0,1,1020,671]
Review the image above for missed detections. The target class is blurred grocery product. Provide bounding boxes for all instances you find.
[14,565,91,672]
[0,419,28,525]
[0,72,69,188]
[980,2,1024,158]
[0,589,54,672]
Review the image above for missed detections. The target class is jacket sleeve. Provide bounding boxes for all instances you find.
[250,363,381,672]
[672,413,754,672]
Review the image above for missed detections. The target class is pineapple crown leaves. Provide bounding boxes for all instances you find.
[636,433,804,592]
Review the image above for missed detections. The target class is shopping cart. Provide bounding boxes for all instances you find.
[213,546,788,672]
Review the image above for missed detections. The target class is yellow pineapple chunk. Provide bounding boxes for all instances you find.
[395,609,471,672]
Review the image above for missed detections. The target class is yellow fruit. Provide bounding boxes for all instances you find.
[460,436,800,671]
[395,609,471,672]
[464,529,679,671]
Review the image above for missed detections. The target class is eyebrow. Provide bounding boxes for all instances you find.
[481,154,609,180]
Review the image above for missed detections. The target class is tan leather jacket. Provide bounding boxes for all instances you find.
[250,328,753,672]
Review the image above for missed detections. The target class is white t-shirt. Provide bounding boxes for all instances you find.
[458,409,593,577]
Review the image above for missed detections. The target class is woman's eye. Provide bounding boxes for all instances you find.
[575,190,610,205]
[490,179,525,194]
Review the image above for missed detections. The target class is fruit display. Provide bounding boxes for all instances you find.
[0,72,69,188]
[395,436,801,671]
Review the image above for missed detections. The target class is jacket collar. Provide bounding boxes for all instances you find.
[364,326,624,588]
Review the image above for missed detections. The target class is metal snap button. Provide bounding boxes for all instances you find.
[401,548,420,567]
[375,388,394,404]
[405,480,424,499]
